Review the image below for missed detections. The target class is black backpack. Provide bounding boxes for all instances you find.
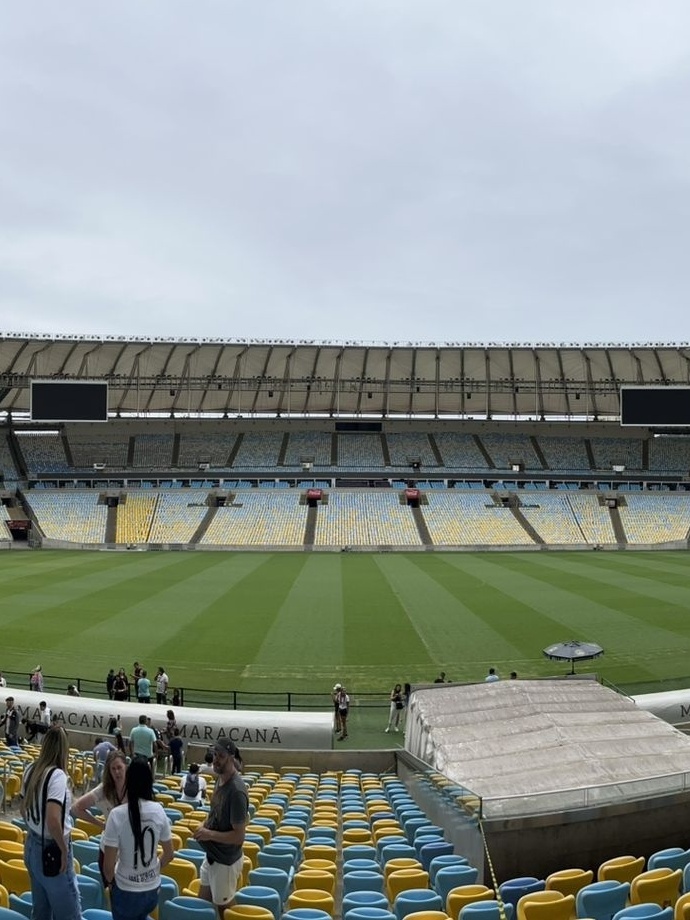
[184,772,200,798]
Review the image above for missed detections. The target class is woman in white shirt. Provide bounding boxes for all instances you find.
[20,725,81,920]
[102,758,174,920]
[72,750,127,829]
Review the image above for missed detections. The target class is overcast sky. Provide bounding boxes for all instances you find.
[1,2,689,346]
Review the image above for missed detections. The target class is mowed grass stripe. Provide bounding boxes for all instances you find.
[374,554,524,674]
[480,553,688,682]
[0,549,136,600]
[248,555,344,686]
[509,553,690,635]
[341,555,433,669]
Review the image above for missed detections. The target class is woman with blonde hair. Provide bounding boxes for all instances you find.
[20,725,82,920]
[72,749,127,829]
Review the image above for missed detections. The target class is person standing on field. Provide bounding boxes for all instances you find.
[155,667,169,705]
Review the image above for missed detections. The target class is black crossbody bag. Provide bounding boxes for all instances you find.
[40,767,66,877]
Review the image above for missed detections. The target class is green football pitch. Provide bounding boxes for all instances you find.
[2,548,690,699]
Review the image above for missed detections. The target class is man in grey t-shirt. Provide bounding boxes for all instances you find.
[193,739,248,915]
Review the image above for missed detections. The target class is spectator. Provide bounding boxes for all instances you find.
[331,683,343,735]
[102,759,174,919]
[0,672,6,688]
[106,668,116,699]
[92,736,118,782]
[155,667,169,705]
[20,726,81,920]
[129,714,157,776]
[384,683,404,733]
[336,686,350,741]
[136,670,151,704]
[24,700,52,742]
[434,671,447,683]
[67,684,80,697]
[30,666,43,692]
[510,671,518,680]
[3,696,19,747]
[401,682,412,733]
[485,668,500,683]
[193,740,248,918]
[179,763,207,804]
[164,710,177,741]
[171,688,182,707]
[199,750,215,775]
[73,749,127,829]
[168,729,184,774]
[112,669,129,702]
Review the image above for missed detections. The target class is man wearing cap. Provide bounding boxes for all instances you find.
[193,739,249,916]
[3,697,19,746]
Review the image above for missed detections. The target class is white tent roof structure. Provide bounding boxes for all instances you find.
[2,333,690,419]
[405,679,690,818]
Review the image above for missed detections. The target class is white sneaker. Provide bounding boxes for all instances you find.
[384,727,390,732]
[394,727,399,732]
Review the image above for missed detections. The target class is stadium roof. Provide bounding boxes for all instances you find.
[2,332,690,420]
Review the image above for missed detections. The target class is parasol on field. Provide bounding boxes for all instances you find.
[543,640,604,675]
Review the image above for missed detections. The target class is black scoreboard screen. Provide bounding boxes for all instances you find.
[30,381,108,422]
[620,386,690,427]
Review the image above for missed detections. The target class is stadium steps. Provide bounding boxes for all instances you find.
[584,439,596,470]
[510,503,544,544]
[126,437,135,467]
[227,434,243,467]
[380,433,391,466]
[277,433,289,466]
[105,502,117,543]
[190,504,217,543]
[330,433,338,465]
[8,430,28,478]
[171,434,181,466]
[412,505,433,546]
[61,432,74,468]
[642,438,650,470]
[428,433,444,466]
[530,436,549,469]
[303,505,317,548]
[473,434,495,468]
[608,502,628,544]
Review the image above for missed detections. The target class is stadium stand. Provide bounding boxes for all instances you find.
[422,491,534,546]
[0,431,18,484]
[283,431,332,467]
[337,433,386,469]
[386,433,439,468]
[314,491,422,547]
[200,491,307,546]
[565,493,617,544]
[177,434,238,468]
[16,432,68,474]
[618,494,690,544]
[519,492,588,545]
[69,433,130,469]
[232,432,284,468]
[434,433,490,470]
[115,492,159,544]
[132,434,175,468]
[147,491,210,543]
[648,437,690,474]
[480,433,542,470]
[26,490,108,543]
[536,436,590,472]
[589,438,644,471]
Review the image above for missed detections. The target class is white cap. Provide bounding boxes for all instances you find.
[333,683,342,691]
